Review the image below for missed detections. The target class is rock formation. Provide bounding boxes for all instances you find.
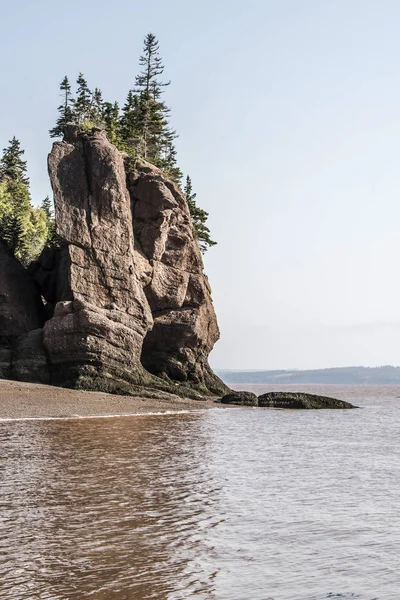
[126,159,224,394]
[257,391,356,409]
[218,390,356,408]
[4,126,227,398]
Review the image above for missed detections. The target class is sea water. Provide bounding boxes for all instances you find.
[0,384,399,600]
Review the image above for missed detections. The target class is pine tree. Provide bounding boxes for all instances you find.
[41,195,53,220]
[158,130,182,183]
[0,181,14,249]
[22,206,49,264]
[90,87,105,127]
[135,33,170,100]
[40,195,56,246]
[0,139,32,260]
[74,73,92,124]
[119,91,142,152]
[104,101,122,147]
[0,177,31,261]
[133,33,178,167]
[0,139,50,264]
[49,76,75,138]
[0,137,29,185]
[184,176,216,254]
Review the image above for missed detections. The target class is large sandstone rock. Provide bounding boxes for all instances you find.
[0,243,46,377]
[41,127,154,392]
[28,126,227,397]
[126,160,226,395]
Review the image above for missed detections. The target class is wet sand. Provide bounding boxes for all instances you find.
[0,379,217,420]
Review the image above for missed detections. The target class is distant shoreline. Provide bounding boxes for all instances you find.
[0,380,216,421]
[217,366,400,385]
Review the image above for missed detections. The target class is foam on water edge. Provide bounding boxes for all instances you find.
[0,409,208,422]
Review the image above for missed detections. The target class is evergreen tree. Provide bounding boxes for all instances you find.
[0,137,29,185]
[157,130,182,183]
[136,34,169,95]
[90,87,105,127]
[22,206,49,264]
[104,101,122,147]
[41,195,53,220]
[49,76,75,138]
[74,73,92,124]
[41,195,56,246]
[0,138,31,259]
[133,33,178,167]
[184,176,216,254]
[0,181,15,249]
[0,178,32,261]
[119,91,142,153]
[0,139,50,264]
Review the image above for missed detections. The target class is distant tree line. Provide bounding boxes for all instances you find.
[50,33,216,253]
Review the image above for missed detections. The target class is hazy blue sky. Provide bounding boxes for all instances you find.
[2,0,400,369]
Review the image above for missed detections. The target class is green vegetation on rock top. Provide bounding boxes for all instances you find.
[0,33,217,267]
[49,33,216,254]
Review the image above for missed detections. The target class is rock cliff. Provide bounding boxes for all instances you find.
[6,126,227,398]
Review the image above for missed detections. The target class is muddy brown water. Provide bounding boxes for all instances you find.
[1,384,400,599]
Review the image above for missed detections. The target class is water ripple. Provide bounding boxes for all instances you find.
[1,385,400,598]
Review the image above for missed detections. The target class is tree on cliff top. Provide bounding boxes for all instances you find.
[184,176,216,254]
[49,76,75,138]
[48,36,181,183]
[129,33,181,181]
[90,87,106,128]
[74,73,93,125]
[104,101,122,147]
[47,34,216,252]
[119,90,142,151]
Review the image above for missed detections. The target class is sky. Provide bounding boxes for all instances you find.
[1,0,400,370]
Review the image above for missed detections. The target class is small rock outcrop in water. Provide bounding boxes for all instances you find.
[258,392,356,409]
[4,127,228,398]
[220,391,259,406]
[218,390,355,408]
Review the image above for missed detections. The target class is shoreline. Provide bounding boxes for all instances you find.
[0,379,219,421]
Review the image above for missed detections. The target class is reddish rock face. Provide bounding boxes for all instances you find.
[32,127,228,397]
[126,160,225,395]
[43,128,154,391]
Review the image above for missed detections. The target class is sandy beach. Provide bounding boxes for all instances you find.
[0,379,217,420]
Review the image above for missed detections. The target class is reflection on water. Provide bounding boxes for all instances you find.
[1,385,400,599]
